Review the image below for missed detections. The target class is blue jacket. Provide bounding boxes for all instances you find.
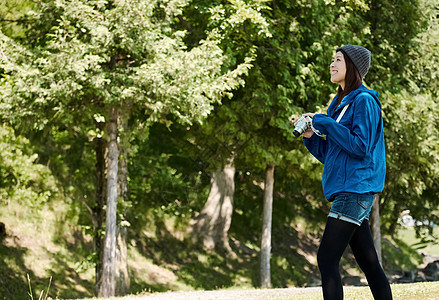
[303,85,386,200]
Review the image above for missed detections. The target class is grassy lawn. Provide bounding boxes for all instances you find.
[287,282,439,300]
[80,282,439,299]
[397,226,439,255]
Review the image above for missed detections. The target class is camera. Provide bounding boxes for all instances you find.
[293,116,312,137]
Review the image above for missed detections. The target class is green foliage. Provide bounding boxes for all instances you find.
[381,91,439,234]
[405,2,439,94]
[0,124,58,207]
[381,237,424,271]
[182,0,405,171]
[0,0,35,39]
[0,0,265,131]
[127,123,209,232]
[0,2,269,294]
[364,0,425,93]
[0,124,96,299]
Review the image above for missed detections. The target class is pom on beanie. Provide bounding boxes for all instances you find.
[336,44,371,79]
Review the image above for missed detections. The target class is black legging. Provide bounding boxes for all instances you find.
[317,217,393,300]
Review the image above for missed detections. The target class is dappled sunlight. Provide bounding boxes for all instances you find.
[0,198,95,299]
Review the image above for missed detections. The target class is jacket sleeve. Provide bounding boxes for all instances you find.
[312,94,381,159]
[303,134,328,164]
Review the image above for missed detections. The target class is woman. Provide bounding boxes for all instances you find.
[295,45,393,299]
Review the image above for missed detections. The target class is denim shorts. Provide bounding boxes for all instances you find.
[328,193,375,226]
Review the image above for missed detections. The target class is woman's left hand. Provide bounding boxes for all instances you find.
[302,112,316,119]
[292,113,316,126]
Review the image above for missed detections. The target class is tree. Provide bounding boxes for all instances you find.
[176,0,271,252]
[191,156,236,252]
[404,0,439,96]
[100,107,119,296]
[115,111,130,295]
[370,195,382,265]
[380,91,439,236]
[0,0,260,296]
[260,162,274,288]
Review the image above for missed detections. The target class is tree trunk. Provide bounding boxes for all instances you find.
[115,226,129,295]
[99,107,119,297]
[191,157,235,253]
[370,194,382,266]
[115,117,130,296]
[94,120,107,296]
[260,162,274,288]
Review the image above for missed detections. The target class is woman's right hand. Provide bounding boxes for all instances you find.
[293,114,315,138]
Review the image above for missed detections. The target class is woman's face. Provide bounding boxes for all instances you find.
[330,51,347,89]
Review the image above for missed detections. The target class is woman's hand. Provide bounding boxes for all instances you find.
[302,112,316,119]
[293,113,316,138]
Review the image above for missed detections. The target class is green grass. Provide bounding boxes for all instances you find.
[397,226,439,255]
[378,225,438,272]
[77,282,439,299]
[285,282,439,300]
[0,199,95,300]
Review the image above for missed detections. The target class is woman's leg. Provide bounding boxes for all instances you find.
[317,217,358,300]
[349,220,393,300]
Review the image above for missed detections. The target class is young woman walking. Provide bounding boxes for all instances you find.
[295,45,393,300]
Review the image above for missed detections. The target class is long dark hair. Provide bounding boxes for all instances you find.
[336,50,362,107]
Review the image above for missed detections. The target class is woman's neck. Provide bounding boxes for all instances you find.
[339,81,345,90]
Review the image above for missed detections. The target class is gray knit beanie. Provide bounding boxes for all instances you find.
[336,44,371,79]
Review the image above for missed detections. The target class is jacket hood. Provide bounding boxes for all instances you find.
[328,85,381,117]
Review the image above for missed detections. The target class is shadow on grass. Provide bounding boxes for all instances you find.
[49,222,95,299]
[129,219,321,294]
[48,253,94,299]
[131,221,236,293]
[0,238,34,300]
[0,227,95,300]
[270,226,321,288]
